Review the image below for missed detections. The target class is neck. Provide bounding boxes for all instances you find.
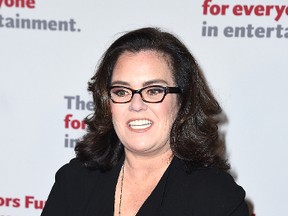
[123,149,173,178]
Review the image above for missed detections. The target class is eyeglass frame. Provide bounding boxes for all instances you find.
[108,85,181,104]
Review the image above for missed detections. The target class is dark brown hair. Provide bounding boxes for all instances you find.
[75,27,230,171]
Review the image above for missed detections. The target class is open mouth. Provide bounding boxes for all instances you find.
[128,119,153,130]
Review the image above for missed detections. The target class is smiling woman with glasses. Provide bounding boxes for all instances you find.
[41,27,249,216]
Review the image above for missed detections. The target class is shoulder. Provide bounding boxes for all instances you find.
[55,158,88,179]
[188,168,245,200]
[172,158,241,189]
[190,169,248,215]
[172,158,244,194]
[189,168,241,191]
[166,159,248,215]
[173,163,245,198]
[42,159,100,216]
[54,158,100,191]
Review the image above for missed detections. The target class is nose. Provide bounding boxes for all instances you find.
[129,93,148,112]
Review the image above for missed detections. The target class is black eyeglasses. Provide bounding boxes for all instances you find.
[109,85,181,103]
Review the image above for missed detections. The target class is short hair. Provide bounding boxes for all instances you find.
[75,27,230,171]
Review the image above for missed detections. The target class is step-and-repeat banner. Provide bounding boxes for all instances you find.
[1,0,287,215]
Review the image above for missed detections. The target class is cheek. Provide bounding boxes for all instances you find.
[110,105,118,123]
[110,104,126,129]
[110,103,121,117]
[159,101,179,126]
[111,107,120,122]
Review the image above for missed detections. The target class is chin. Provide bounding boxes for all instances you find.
[124,142,155,153]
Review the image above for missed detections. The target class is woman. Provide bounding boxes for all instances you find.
[41,27,249,216]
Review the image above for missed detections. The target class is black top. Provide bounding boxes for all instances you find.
[41,157,249,216]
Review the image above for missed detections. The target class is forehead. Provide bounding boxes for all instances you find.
[111,50,174,86]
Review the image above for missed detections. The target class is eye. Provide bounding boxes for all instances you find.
[111,87,130,97]
[146,86,165,96]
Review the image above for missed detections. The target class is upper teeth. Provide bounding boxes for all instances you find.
[128,119,152,129]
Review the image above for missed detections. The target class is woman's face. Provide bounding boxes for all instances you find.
[110,50,179,157]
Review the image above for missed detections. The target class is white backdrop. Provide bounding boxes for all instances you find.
[1,0,287,215]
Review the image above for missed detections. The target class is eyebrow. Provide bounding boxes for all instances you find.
[111,79,169,87]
